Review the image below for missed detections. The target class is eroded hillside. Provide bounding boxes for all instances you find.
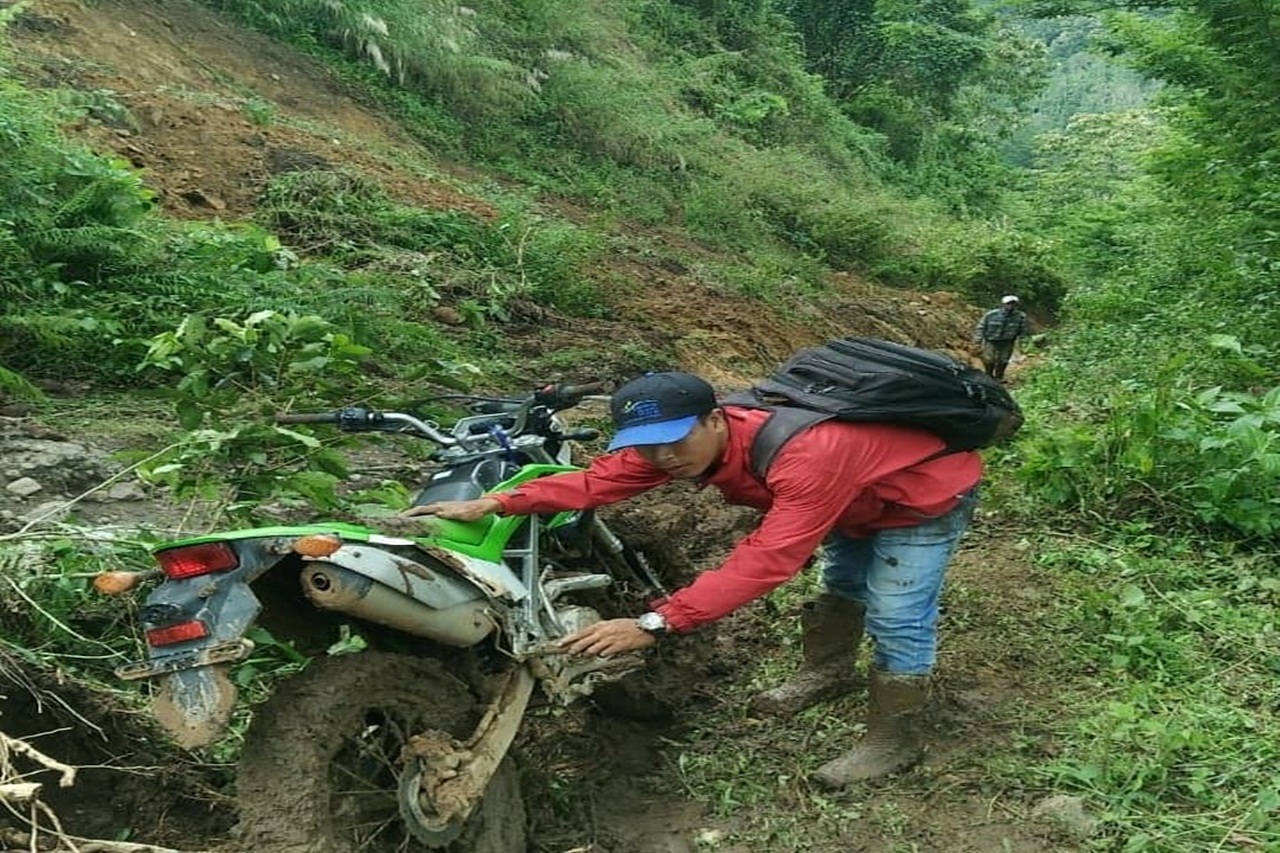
[9,0,990,390]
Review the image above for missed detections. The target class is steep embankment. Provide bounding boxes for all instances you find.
[9,0,988,385]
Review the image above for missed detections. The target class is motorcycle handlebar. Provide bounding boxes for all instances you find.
[275,412,342,425]
[274,408,455,444]
[272,380,609,445]
[469,399,523,415]
[535,380,609,408]
[558,380,609,399]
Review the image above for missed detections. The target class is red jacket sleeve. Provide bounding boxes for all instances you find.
[490,448,670,515]
[654,433,880,633]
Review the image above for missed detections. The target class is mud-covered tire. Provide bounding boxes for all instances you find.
[235,652,526,853]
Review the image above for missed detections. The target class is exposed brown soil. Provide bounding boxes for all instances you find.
[9,0,997,382]
[0,651,233,848]
[1,492,1076,853]
[10,0,495,221]
[1,2,1057,851]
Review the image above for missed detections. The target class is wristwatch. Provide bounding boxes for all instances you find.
[636,611,668,636]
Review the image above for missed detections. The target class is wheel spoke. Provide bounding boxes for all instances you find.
[329,709,417,851]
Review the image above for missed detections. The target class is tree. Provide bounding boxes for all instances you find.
[780,0,1046,211]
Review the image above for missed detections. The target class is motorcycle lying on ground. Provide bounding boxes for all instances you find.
[98,382,664,853]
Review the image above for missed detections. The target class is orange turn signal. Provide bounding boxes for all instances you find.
[292,534,342,557]
[93,571,157,595]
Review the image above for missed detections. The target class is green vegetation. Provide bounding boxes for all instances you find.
[1030,537,1280,850]
[0,0,1067,403]
[1008,0,1280,543]
[2,0,1279,850]
[201,0,1057,287]
[991,2,1280,848]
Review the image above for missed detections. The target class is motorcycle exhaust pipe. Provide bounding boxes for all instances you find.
[301,563,496,647]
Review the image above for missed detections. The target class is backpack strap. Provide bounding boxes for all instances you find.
[729,397,964,481]
[750,407,961,481]
[748,406,835,480]
[723,390,838,479]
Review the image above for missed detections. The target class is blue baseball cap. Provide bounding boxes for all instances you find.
[608,372,717,451]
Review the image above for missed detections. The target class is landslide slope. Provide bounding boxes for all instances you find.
[1,5,1073,853]
[8,0,984,386]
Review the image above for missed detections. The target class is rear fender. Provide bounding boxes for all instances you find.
[139,556,267,640]
[129,529,524,747]
[151,664,238,749]
[128,573,263,749]
[126,534,315,747]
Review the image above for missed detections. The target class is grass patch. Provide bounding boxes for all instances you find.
[1016,531,1280,851]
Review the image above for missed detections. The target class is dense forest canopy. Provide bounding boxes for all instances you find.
[1001,13,1159,164]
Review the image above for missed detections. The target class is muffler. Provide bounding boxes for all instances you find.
[301,563,496,647]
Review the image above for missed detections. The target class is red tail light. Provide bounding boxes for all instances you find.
[154,542,239,579]
[146,619,209,647]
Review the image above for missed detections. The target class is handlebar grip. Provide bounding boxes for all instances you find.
[275,412,341,425]
[555,381,609,400]
[470,400,523,415]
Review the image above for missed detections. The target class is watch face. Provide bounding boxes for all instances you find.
[638,612,666,632]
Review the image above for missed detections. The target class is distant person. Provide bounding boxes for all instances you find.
[402,371,981,786]
[973,295,1031,381]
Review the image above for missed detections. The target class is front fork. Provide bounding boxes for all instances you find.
[399,665,536,845]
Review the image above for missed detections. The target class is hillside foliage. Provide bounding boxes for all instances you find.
[0,0,1071,396]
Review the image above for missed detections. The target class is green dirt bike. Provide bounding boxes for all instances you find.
[104,383,663,853]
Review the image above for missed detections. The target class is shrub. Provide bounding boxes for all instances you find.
[1016,360,1280,540]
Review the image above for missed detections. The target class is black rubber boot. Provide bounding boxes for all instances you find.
[750,594,865,717]
[811,670,929,786]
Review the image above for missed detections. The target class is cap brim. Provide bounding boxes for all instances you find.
[607,414,700,451]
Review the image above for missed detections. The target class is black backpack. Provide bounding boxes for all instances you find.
[725,337,1023,478]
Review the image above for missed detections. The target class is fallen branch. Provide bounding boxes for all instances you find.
[0,729,211,853]
[1,832,215,853]
[0,783,39,803]
[68,840,214,853]
[0,730,76,788]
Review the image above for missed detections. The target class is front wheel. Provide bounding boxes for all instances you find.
[235,652,526,853]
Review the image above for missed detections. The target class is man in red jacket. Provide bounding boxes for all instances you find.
[404,371,980,785]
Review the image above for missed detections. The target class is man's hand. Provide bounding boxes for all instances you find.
[559,618,657,657]
[399,497,502,522]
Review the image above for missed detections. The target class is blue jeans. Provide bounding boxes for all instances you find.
[819,491,977,675]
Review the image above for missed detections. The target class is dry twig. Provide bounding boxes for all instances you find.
[0,728,211,853]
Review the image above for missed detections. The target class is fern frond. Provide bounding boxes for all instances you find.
[24,224,145,273]
[0,363,44,403]
[1,312,84,346]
